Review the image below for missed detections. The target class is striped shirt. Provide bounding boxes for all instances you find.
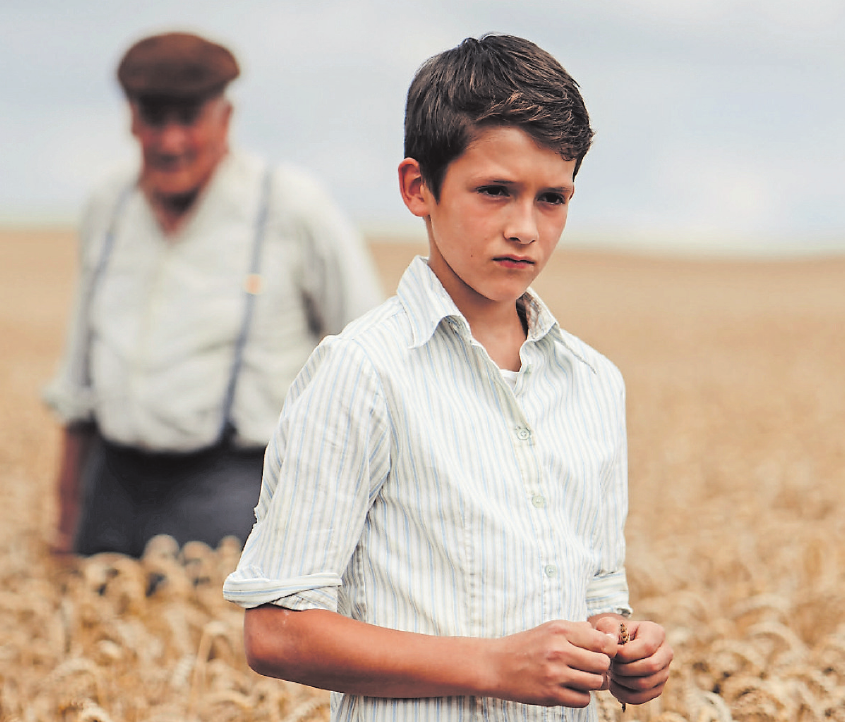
[224,256,631,722]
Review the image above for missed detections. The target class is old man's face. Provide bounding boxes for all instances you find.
[130,94,231,203]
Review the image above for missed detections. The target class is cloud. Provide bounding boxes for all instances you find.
[1,0,843,252]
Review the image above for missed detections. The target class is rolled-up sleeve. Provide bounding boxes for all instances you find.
[586,570,631,618]
[223,335,391,610]
[220,567,343,610]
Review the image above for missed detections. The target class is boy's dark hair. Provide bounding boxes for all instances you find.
[404,34,594,200]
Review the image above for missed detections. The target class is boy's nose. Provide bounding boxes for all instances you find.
[505,203,538,244]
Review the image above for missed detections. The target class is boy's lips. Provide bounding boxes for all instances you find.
[494,255,535,267]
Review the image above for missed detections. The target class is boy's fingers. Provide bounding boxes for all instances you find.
[570,627,618,659]
[613,638,645,664]
[614,621,672,664]
[609,681,667,707]
[592,616,623,637]
[564,666,612,693]
[548,620,613,651]
[566,622,616,658]
[609,662,671,704]
[539,623,616,678]
[579,647,614,676]
[614,640,674,676]
[565,639,616,678]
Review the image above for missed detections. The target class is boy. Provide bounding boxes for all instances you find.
[223,34,673,721]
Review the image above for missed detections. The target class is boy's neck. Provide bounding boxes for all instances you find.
[425,256,529,371]
[461,298,527,372]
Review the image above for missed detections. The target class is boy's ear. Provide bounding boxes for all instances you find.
[398,158,432,217]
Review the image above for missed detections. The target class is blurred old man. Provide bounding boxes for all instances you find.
[44,31,383,557]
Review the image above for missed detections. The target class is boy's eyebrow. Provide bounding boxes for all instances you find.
[540,183,576,199]
[485,178,575,195]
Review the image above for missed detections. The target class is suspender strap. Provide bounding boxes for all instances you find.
[83,168,272,446]
[218,166,273,441]
[81,185,133,388]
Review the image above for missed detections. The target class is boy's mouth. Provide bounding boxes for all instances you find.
[494,255,534,267]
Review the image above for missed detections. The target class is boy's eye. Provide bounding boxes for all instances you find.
[478,185,509,197]
[539,192,567,205]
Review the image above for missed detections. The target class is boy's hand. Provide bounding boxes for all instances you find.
[489,620,618,708]
[593,618,673,706]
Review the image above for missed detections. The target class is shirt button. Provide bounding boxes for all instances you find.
[544,565,558,578]
[532,494,547,508]
[516,427,531,441]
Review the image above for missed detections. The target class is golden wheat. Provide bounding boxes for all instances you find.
[2,232,844,722]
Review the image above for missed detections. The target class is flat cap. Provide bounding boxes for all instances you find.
[117,32,240,100]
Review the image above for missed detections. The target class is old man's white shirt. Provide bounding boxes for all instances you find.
[44,151,383,451]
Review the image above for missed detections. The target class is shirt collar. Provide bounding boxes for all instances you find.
[397,256,563,349]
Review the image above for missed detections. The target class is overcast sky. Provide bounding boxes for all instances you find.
[2,0,844,254]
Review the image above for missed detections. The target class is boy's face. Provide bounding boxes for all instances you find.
[400,126,576,315]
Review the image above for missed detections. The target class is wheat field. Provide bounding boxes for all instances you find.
[1,229,843,722]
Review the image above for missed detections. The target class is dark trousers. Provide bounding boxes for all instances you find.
[74,432,264,558]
